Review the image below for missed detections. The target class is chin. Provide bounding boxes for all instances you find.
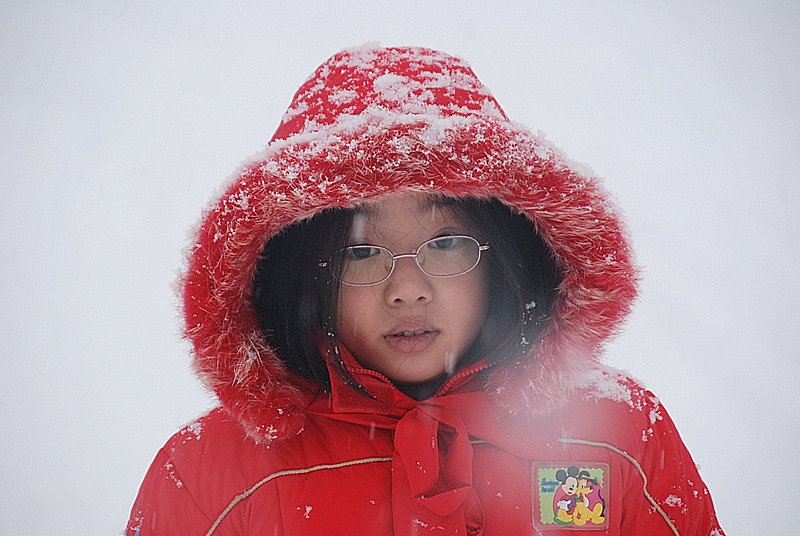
[391,369,446,385]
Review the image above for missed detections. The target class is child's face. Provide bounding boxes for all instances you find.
[337,193,489,385]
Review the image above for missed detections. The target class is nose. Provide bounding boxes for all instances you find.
[383,256,432,306]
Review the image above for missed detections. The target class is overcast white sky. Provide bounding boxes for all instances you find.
[2,1,798,534]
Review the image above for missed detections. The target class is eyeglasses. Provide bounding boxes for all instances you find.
[320,235,489,286]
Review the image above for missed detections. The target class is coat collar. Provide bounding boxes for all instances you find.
[318,341,492,418]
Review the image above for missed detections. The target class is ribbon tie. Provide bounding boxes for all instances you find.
[311,343,494,534]
[391,401,484,534]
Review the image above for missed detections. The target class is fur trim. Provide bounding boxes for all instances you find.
[182,46,637,443]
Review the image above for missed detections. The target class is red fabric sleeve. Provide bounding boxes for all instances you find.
[125,446,213,535]
[620,393,725,535]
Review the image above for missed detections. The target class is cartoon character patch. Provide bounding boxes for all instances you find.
[531,462,609,530]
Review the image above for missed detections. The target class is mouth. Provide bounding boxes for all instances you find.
[384,326,439,353]
[392,329,433,337]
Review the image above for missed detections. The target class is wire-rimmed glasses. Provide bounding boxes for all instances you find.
[319,235,490,286]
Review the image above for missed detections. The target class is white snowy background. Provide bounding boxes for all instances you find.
[2,1,797,534]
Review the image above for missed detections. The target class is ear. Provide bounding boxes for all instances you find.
[555,469,567,482]
[568,465,579,477]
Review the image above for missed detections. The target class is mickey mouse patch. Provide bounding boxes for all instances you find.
[531,462,609,530]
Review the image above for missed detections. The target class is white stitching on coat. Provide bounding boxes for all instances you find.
[206,456,393,535]
[559,437,680,536]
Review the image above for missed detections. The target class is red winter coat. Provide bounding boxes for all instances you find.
[127,45,724,535]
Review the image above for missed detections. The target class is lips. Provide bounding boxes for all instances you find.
[394,329,429,337]
[384,323,439,353]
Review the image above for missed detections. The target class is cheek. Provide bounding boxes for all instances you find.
[457,266,489,324]
[477,269,489,318]
[337,288,353,326]
[337,288,359,334]
[337,287,377,339]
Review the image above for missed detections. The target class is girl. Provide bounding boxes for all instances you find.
[127,45,725,535]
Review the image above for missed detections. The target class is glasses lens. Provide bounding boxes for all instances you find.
[419,236,480,277]
[339,246,392,285]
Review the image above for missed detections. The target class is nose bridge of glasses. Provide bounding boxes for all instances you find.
[390,251,426,273]
[391,251,420,261]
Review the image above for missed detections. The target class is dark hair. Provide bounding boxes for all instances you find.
[253,196,562,391]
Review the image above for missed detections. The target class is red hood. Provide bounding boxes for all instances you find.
[181,45,637,443]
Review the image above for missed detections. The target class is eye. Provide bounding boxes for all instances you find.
[427,236,457,250]
[345,245,381,260]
